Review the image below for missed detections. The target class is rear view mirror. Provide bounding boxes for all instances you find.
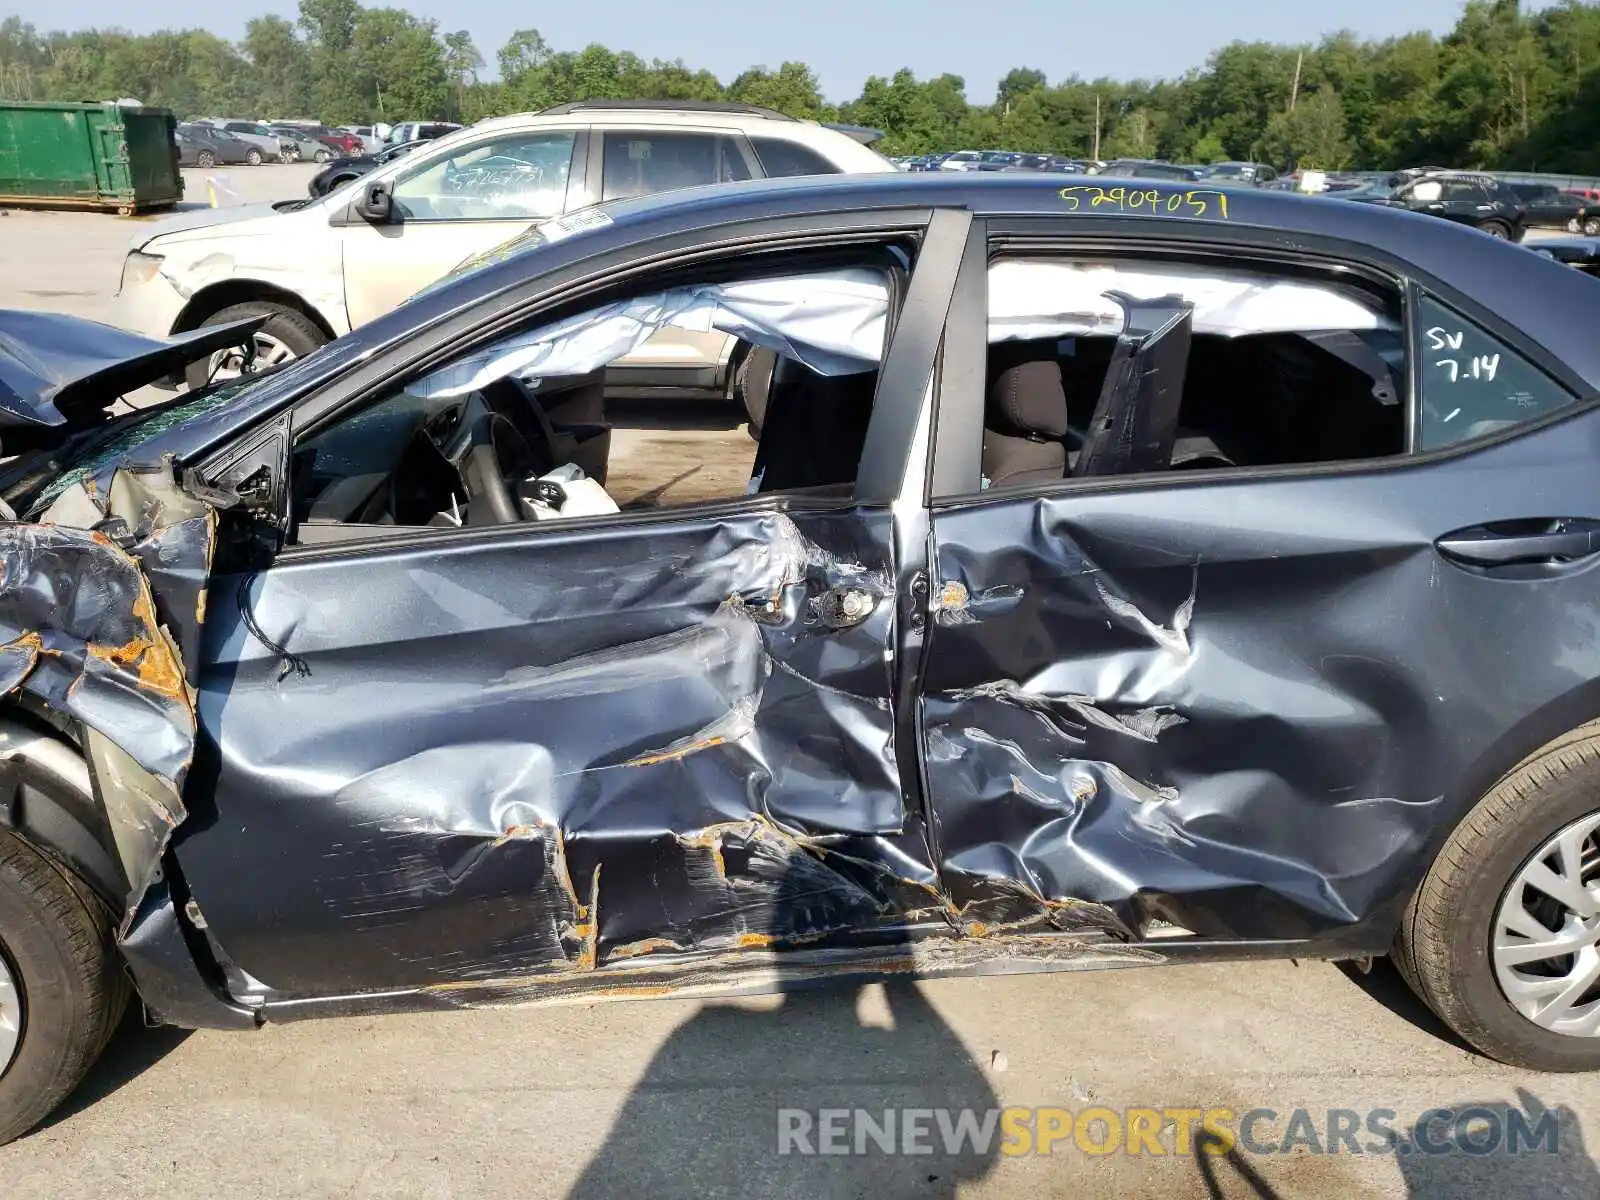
[356,180,393,223]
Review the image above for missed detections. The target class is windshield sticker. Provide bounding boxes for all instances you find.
[1059,186,1230,219]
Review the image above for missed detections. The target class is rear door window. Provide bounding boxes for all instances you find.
[749,137,840,179]
[1416,293,1578,449]
[599,131,752,202]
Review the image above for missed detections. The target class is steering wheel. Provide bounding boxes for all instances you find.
[460,409,536,525]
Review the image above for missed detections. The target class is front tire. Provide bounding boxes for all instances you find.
[735,347,777,440]
[196,150,216,168]
[245,149,263,167]
[185,301,329,390]
[314,149,330,164]
[0,825,127,1146]
[1585,217,1600,237]
[1396,722,1600,1070]
[1481,220,1511,239]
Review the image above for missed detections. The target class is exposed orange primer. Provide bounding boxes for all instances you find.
[622,734,731,768]
[606,937,685,962]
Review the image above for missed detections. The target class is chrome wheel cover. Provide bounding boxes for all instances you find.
[1493,811,1600,1036]
[202,330,296,385]
[0,945,20,1078]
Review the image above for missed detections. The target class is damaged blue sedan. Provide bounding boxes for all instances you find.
[1,172,1600,1142]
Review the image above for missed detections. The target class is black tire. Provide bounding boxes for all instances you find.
[184,301,329,391]
[1568,217,1583,234]
[196,150,216,168]
[314,149,330,164]
[1586,217,1600,237]
[1395,721,1600,1071]
[735,347,777,440]
[1480,220,1511,239]
[0,823,128,1146]
[245,148,263,167]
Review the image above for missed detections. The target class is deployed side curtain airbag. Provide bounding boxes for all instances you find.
[412,268,890,400]
[987,260,1394,342]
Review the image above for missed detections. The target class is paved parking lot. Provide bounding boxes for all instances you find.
[1,165,1597,1198]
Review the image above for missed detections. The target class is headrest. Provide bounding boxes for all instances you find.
[988,356,1070,440]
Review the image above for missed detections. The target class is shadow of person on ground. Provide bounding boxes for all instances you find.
[1195,1129,1285,1199]
[36,1003,190,1132]
[567,852,1001,1199]
[1396,1087,1600,1198]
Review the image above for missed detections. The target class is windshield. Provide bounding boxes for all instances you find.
[23,376,265,515]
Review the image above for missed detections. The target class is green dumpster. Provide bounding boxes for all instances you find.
[0,101,183,215]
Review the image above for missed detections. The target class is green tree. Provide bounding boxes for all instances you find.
[243,16,312,118]
[727,62,823,118]
[298,0,363,120]
[353,8,450,121]
[1261,86,1350,169]
[996,66,1046,107]
[442,30,482,120]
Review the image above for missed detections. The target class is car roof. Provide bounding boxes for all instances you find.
[165,170,1600,468]
[465,171,1600,375]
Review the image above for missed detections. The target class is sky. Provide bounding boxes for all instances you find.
[15,0,1498,103]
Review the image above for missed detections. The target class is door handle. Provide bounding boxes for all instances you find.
[1437,519,1600,568]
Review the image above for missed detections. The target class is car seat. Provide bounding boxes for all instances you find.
[981,342,1071,488]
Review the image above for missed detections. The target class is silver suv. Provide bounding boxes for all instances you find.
[113,101,893,414]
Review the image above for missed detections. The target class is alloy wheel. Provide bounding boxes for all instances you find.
[202,331,297,385]
[0,944,20,1079]
[1492,811,1600,1036]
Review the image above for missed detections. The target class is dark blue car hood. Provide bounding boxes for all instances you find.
[0,310,264,436]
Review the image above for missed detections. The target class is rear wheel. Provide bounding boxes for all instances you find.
[1568,217,1583,234]
[245,148,263,167]
[314,149,331,164]
[0,818,127,1146]
[185,301,329,391]
[1396,722,1600,1070]
[195,150,216,168]
[1586,217,1600,237]
[1481,220,1511,239]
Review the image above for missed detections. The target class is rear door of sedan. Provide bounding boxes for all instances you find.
[915,208,1600,952]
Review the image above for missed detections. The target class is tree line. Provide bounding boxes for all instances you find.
[3,0,1600,173]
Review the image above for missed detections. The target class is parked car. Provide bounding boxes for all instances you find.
[341,125,385,154]
[207,120,290,164]
[937,150,983,171]
[113,100,895,414]
[274,122,363,156]
[976,151,1022,172]
[306,139,428,197]
[174,123,258,168]
[8,172,1600,1147]
[1508,183,1598,234]
[271,125,334,164]
[1203,161,1278,187]
[1101,159,1203,181]
[1336,170,1528,241]
[1530,235,1600,275]
[384,121,463,145]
